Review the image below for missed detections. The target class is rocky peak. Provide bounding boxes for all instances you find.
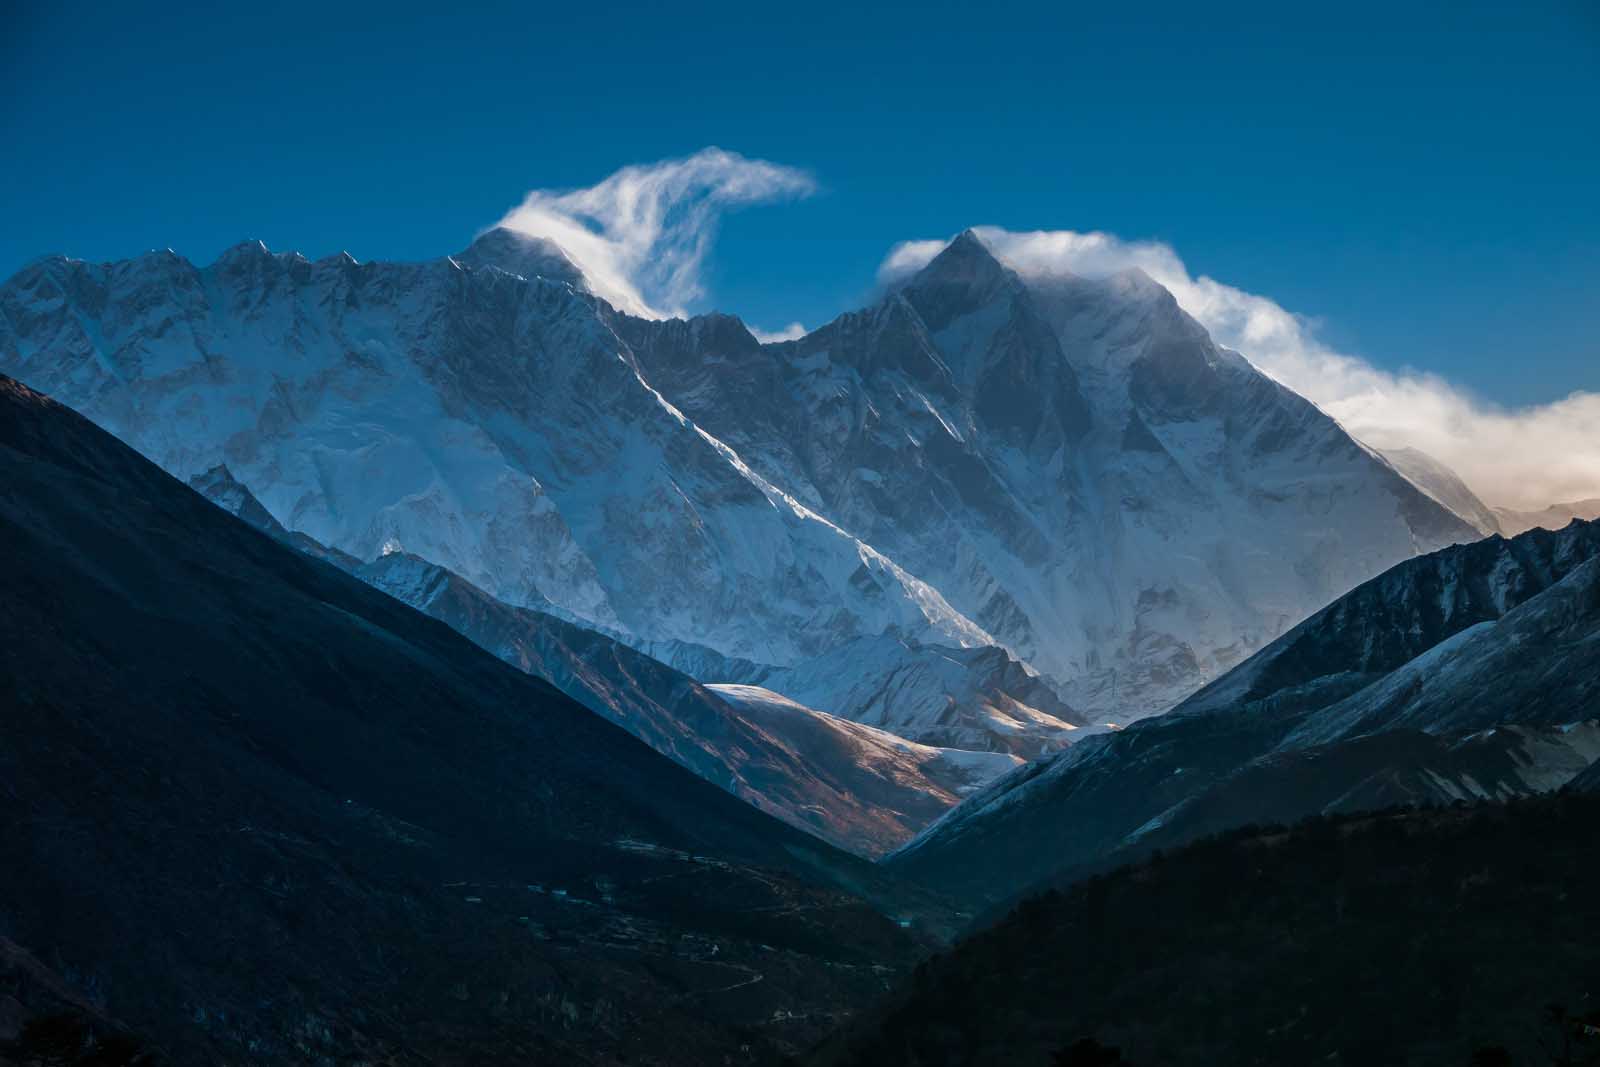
[900,229,1015,332]
[213,239,273,265]
[189,464,287,537]
[644,311,763,357]
[454,227,588,290]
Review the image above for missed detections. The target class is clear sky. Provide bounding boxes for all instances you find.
[3,0,1596,407]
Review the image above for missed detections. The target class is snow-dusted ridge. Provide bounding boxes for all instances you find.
[887,517,1600,904]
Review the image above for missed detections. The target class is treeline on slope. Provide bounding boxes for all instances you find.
[812,790,1600,1067]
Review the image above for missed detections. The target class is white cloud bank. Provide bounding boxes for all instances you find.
[494,147,815,319]
[882,227,1600,511]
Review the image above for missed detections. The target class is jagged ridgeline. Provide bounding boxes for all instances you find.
[888,516,1600,904]
[0,228,1478,748]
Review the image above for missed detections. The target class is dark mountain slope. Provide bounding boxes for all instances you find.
[816,792,1600,1067]
[0,936,154,1067]
[1184,518,1600,719]
[887,520,1600,904]
[1573,757,1600,792]
[0,375,937,1065]
[185,463,1012,857]
[352,550,1016,858]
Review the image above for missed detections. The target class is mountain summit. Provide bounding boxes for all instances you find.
[897,229,1014,330]
[626,233,1482,715]
[454,225,589,288]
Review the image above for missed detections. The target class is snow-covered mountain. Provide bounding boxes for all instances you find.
[0,228,1477,740]
[1492,497,1600,536]
[743,635,1089,756]
[1375,446,1600,539]
[887,518,1600,903]
[0,234,992,684]
[623,231,1481,716]
[637,632,1088,757]
[1375,446,1502,536]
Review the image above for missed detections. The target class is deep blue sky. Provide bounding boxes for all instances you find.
[4,0,1596,405]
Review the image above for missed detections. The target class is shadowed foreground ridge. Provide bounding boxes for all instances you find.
[816,791,1600,1067]
[0,375,940,1065]
[183,464,1023,859]
[888,514,1600,905]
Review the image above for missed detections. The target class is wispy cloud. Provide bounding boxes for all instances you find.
[881,227,1600,511]
[749,321,808,343]
[494,147,815,319]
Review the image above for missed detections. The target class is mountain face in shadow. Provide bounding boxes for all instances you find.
[0,374,943,1065]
